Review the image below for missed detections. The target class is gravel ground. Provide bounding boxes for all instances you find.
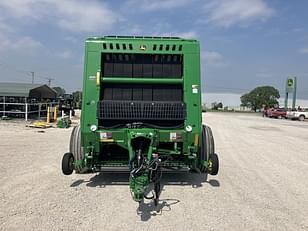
[0,113,308,231]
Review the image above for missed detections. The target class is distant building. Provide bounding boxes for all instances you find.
[0,82,57,120]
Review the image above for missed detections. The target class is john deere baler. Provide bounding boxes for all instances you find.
[62,36,219,205]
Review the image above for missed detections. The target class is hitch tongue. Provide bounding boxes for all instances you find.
[128,131,162,205]
[130,173,149,202]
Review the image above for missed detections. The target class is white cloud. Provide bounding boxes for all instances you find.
[137,20,197,39]
[56,50,73,59]
[0,34,42,53]
[202,50,227,67]
[54,1,117,32]
[126,0,190,11]
[161,31,198,39]
[0,14,42,53]
[172,31,198,39]
[0,0,41,19]
[0,0,118,33]
[203,0,274,27]
[0,17,13,32]
[298,48,308,54]
[11,36,42,50]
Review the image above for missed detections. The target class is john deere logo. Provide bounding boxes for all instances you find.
[288,79,293,87]
[140,45,146,51]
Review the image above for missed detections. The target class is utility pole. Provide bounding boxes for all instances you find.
[47,78,54,86]
[31,71,34,84]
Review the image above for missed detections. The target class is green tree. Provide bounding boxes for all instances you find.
[217,102,223,109]
[72,91,82,109]
[240,86,280,111]
[52,87,66,97]
[211,102,223,110]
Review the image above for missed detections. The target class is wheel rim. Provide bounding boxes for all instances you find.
[208,159,213,173]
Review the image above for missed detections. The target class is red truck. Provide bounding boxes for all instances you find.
[266,108,287,119]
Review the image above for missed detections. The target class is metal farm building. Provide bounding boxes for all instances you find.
[0,82,57,121]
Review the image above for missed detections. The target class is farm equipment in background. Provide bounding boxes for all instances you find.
[59,94,75,117]
[57,116,71,128]
[62,36,219,205]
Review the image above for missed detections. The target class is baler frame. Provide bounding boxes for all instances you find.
[62,36,219,205]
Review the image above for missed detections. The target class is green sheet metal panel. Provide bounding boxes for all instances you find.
[81,36,201,166]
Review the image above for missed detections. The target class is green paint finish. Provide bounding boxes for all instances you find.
[130,174,149,202]
[86,36,198,54]
[284,77,297,110]
[80,36,202,170]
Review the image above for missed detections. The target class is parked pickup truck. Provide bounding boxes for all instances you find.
[286,110,308,121]
[267,108,287,119]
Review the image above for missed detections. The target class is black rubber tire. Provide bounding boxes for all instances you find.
[208,153,219,175]
[62,152,74,175]
[200,125,215,173]
[69,126,85,173]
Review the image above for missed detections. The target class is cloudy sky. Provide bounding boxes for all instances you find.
[0,0,308,103]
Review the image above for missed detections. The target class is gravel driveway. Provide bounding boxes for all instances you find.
[0,113,307,230]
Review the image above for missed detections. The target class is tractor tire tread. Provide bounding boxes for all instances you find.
[200,125,215,173]
[70,125,85,173]
[62,152,74,175]
[209,153,219,175]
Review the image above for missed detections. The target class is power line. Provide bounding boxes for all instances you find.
[36,74,56,86]
[46,78,54,86]
[30,71,35,84]
[0,60,61,86]
[0,61,31,76]
[0,61,37,83]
